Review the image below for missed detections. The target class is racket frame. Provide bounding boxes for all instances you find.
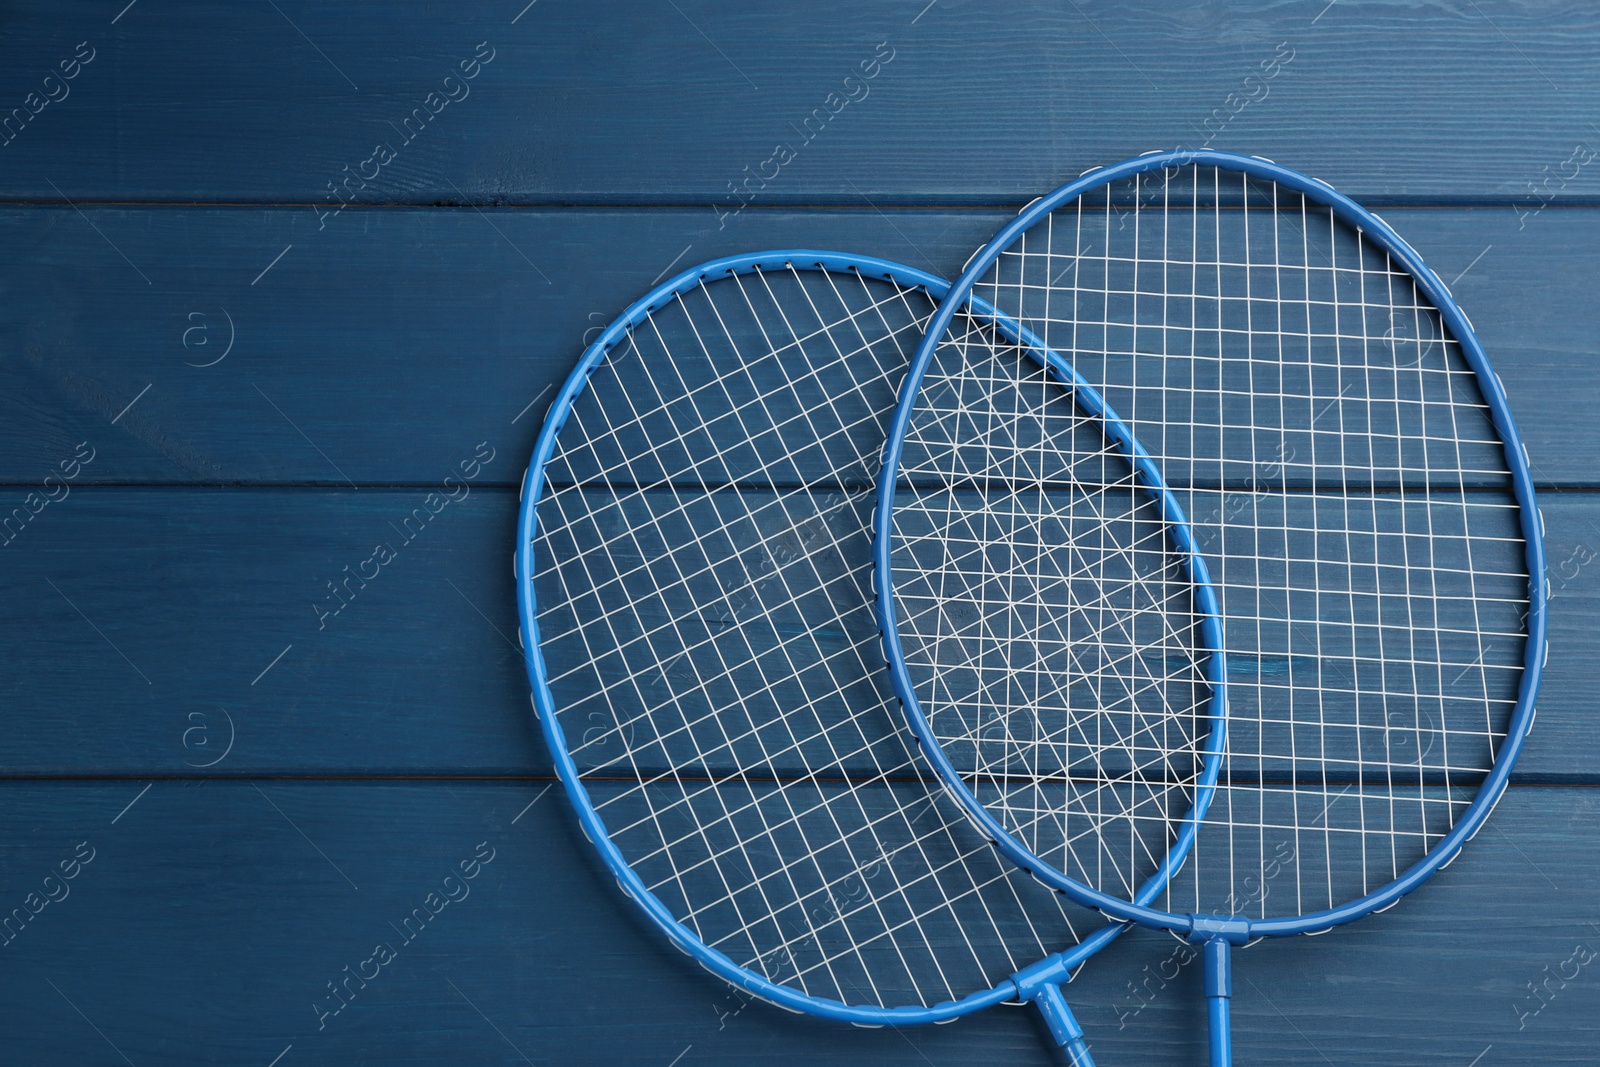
[517,250,1132,1035]
[872,149,1547,943]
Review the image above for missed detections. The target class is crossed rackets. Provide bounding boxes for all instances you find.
[514,150,1546,1067]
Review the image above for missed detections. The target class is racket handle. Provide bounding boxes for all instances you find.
[1031,982,1096,1066]
[1202,937,1234,1067]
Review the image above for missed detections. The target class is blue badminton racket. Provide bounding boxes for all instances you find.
[515,250,1225,1062]
[873,150,1546,1066]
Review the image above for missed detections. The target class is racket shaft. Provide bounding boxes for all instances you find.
[1203,937,1233,1067]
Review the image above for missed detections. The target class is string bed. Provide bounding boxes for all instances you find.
[887,307,1217,905]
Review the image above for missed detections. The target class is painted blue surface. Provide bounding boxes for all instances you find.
[3,2,1600,205]
[1,3,1597,1065]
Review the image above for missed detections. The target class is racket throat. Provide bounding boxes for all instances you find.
[1010,957,1091,1060]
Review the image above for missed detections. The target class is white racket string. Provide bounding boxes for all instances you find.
[914,163,1529,922]
[531,264,1089,1009]
[889,298,1215,905]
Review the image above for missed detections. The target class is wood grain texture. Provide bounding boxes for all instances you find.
[0,486,1590,781]
[3,2,1594,1064]
[0,205,1591,487]
[0,486,536,777]
[0,780,1594,1066]
[2,1,1600,205]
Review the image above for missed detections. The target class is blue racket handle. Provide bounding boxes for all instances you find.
[1203,938,1233,1067]
[1031,983,1095,1065]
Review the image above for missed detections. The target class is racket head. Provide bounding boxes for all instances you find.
[516,251,1117,1027]
[875,150,1547,939]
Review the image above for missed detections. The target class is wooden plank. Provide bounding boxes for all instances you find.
[0,486,1590,780]
[0,486,535,777]
[3,2,1600,205]
[0,206,1002,487]
[0,205,1592,487]
[0,779,1593,1065]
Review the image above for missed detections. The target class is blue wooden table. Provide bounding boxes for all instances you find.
[2,2,1597,1063]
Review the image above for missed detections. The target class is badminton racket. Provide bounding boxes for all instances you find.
[515,250,1224,1062]
[873,150,1546,1066]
